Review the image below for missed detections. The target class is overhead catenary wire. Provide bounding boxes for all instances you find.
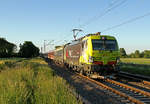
[53,28,87,45]
[47,11,150,51]
[79,0,127,28]
[101,12,150,32]
[52,0,127,47]
[54,0,127,45]
[52,32,72,45]
[57,1,150,46]
[60,12,150,44]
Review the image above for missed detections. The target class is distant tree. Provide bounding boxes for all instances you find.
[134,50,140,58]
[143,50,150,58]
[18,41,39,58]
[0,38,17,58]
[128,53,135,58]
[140,51,144,58]
[120,48,127,58]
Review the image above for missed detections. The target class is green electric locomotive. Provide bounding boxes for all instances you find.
[52,32,120,77]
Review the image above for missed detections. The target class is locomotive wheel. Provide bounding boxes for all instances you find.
[86,71,91,77]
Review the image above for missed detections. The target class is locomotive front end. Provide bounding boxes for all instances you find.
[81,34,120,76]
[91,35,120,75]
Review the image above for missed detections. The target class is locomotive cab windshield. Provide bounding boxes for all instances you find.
[92,39,118,51]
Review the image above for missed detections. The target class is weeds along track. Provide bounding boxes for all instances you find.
[77,73,150,104]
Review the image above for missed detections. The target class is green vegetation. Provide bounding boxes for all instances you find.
[19,41,39,58]
[0,58,79,104]
[0,37,39,58]
[120,58,150,76]
[0,38,17,58]
[120,63,150,76]
[120,48,127,58]
[121,58,150,65]
[120,48,150,58]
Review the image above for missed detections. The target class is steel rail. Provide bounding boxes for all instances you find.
[47,59,150,104]
[128,81,150,90]
[118,71,150,89]
[143,80,150,86]
[106,79,150,97]
[77,73,145,104]
[119,71,150,81]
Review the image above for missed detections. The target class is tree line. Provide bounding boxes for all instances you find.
[0,38,39,58]
[120,48,150,58]
[1,37,149,58]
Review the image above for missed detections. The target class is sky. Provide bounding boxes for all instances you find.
[0,0,150,54]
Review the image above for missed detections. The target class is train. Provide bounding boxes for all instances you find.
[48,32,120,78]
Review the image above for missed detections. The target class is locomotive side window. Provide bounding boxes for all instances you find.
[92,39,118,51]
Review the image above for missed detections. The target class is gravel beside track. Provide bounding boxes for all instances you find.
[45,59,123,104]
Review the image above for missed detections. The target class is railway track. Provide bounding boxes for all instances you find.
[77,73,150,104]
[118,79,150,92]
[118,71,150,81]
[46,59,150,104]
[117,71,150,92]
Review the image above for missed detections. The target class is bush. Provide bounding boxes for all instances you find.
[19,41,39,58]
[0,38,16,58]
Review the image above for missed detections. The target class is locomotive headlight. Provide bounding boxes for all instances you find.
[89,56,94,63]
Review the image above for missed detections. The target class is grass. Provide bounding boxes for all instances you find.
[0,58,17,64]
[120,63,150,76]
[121,58,150,65]
[120,58,150,76]
[0,58,80,104]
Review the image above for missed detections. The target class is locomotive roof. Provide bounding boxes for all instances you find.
[82,35,116,40]
[64,32,116,47]
[55,45,64,51]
